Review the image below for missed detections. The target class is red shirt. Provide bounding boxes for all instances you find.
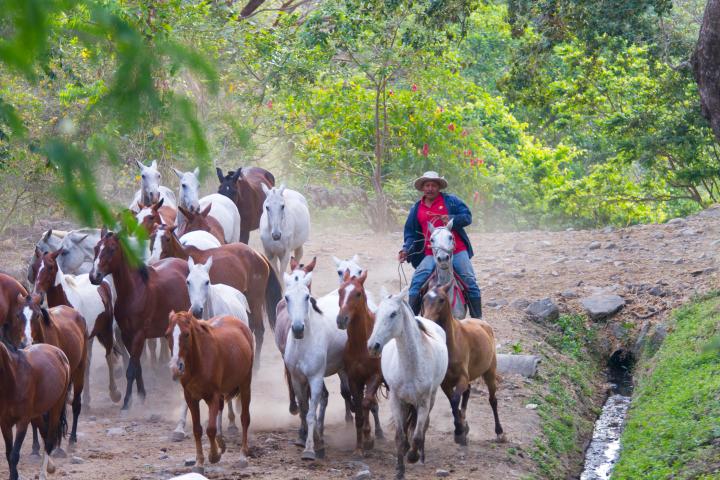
[417,195,468,256]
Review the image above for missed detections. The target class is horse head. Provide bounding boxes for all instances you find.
[287,256,316,290]
[135,159,163,205]
[178,204,212,235]
[136,198,166,233]
[337,269,368,330]
[421,283,454,324]
[283,272,314,339]
[216,167,243,204]
[186,256,213,319]
[173,167,201,211]
[428,218,455,267]
[13,293,46,348]
[33,249,62,296]
[58,232,92,274]
[333,254,364,282]
[166,310,195,381]
[262,183,286,241]
[90,229,122,285]
[367,287,411,357]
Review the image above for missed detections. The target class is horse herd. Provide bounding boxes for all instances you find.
[0,160,504,480]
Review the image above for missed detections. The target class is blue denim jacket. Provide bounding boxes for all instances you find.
[402,193,474,268]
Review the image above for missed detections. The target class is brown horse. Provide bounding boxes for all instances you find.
[216,166,275,244]
[166,311,253,472]
[137,198,177,234]
[177,205,226,245]
[6,294,87,454]
[0,273,27,343]
[336,270,384,454]
[89,228,191,410]
[0,341,70,480]
[158,225,282,366]
[32,249,121,406]
[421,283,504,445]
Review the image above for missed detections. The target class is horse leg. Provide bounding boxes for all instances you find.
[292,245,303,265]
[104,345,121,403]
[186,394,205,472]
[443,380,465,445]
[215,397,226,456]
[407,400,431,464]
[9,420,28,480]
[83,337,93,408]
[338,370,354,423]
[206,396,222,464]
[114,322,129,375]
[172,402,188,442]
[316,383,329,458]
[68,372,84,446]
[291,376,309,447]
[350,381,364,455]
[301,376,323,461]
[363,376,382,450]
[483,369,505,441]
[239,379,252,458]
[146,338,158,370]
[158,339,170,365]
[279,252,291,279]
[31,424,40,457]
[226,396,239,435]
[390,396,408,480]
[285,366,299,415]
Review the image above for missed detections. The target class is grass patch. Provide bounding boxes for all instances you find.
[613,293,720,479]
[528,314,602,479]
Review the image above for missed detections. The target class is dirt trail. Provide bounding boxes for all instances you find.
[0,205,718,480]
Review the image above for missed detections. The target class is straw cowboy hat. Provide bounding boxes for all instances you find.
[413,171,448,191]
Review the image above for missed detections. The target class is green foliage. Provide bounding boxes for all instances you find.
[613,294,720,479]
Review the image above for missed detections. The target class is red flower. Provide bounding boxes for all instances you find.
[477,158,485,165]
[461,129,468,137]
[411,84,418,92]
[266,100,273,109]
[448,123,456,132]
[438,106,444,113]
[422,143,429,157]
[464,149,472,157]
[388,90,394,96]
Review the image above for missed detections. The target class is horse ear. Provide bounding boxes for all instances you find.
[31,293,43,306]
[283,272,293,285]
[187,256,195,269]
[204,256,213,272]
[351,254,359,264]
[155,197,164,210]
[427,221,436,233]
[332,256,341,267]
[16,293,25,305]
[150,160,158,170]
[135,159,145,170]
[34,246,42,258]
[193,167,199,178]
[446,217,454,230]
[100,225,108,237]
[261,183,270,195]
[169,310,176,321]
[441,282,452,296]
[73,233,89,244]
[380,285,390,299]
[216,167,224,183]
[278,184,286,195]
[290,256,299,271]
[303,272,313,287]
[50,248,63,260]
[170,225,178,234]
[231,169,242,182]
[358,269,368,284]
[397,286,409,302]
[178,205,192,219]
[200,203,212,217]
[305,256,317,273]
[43,229,53,241]
[342,269,351,282]
[172,167,183,179]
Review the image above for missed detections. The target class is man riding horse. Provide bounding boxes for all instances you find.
[397,171,482,319]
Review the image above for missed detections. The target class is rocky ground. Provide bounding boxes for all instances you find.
[0,205,718,480]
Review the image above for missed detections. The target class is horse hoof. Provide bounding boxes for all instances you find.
[301,450,316,461]
[170,430,186,442]
[454,433,468,446]
[316,447,325,459]
[46,457,56,474]
[375,430,385,440]
[495,432,507,443]
[363,439,375,451]
[217,435,227,453]
[234,455,249,469]
[406,450,420,464]
[227,425,240,436]
[191,465,205,474]
[51,447,67,459]
[345,415,353,425]
[28,451,41,463]
[289,404,299,416]
[110,390,122,403]
[209,452,221,464]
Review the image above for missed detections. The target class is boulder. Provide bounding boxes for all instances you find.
[496,354,541,378]
[525,298,559,323]
[580,295,625,321]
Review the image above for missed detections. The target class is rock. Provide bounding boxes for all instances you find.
[106,427,125,436]
[88,416,97,421]
[635,322,667,356]
[511,298,530,310]
[710,239,720,247]
[604,242,617,249]
[667,218,686,226]
[648,286,666,297]
[540,240,552,247]
[588,241,601,250]
[679,228,700,236]
[169,474,209,480]
[486,299,508,308]
[601,226,614,234]
[525,298,559,323]
[70,456,84,464]
[650,324,668,350]
[560,290,578,299]
[525,403,538,410]
[550,270,559,277]
[613,261,625,267]
[580,295,625,321]
[355,470,372,480]
[672,258,684,265]
[652,232,665,240]
[496,354,541,378]
[436,469,450,478]
[184,457,197,466]
[159,454,169,460]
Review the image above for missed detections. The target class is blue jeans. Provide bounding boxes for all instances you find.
[408,250,481,299]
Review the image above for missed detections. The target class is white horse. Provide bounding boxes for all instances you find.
[367,288,448,479]
[282,273,346,460]
[148,225,221,264]
[173,168,241,244]
[170,256,250,442]
[427,220,467,319]
[332,255,377,312]
[260,184,310,276]
[129,160,177,212]
[31,228,101,282]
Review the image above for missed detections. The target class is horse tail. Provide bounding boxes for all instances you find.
[262,255,282,331]
[378,378,390,400]
[45,395,68,452]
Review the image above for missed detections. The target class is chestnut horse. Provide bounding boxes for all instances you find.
[136,198,177,234]
[177,205,226,245]
[0,341,70,480]
[216,166,275,244]
[166,311,253,472]
[422,283,504,445]
[336,270,384,454]
[0,273,27,342]
[32,249,121,406]
[157,226,281,366]
[8,295,87,452]
[89,229,191,410]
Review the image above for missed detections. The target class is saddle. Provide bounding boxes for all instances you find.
[420,270,469,309]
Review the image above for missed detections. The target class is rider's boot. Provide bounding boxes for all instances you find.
[468,296,482,319]
[409,295,422,316]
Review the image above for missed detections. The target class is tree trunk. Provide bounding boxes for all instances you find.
[368,78,393,232]
[693,0,720,143]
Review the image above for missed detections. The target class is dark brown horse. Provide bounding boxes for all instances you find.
[89,229,191,410]
[0,273,27,343]
[7,295,88,451]
[0,341,70,480]
[216,166,274,244]
[166,311,253,472]
[177,205,226,245]
[136,198,177,234]
[158,225,282,366]
[422,283,504,445]
[32,249,121,405]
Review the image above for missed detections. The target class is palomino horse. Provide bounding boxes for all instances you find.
[157,226,282,366]
[148,224,220,264]
[89,229,191,410]
[177,205,228,245]
[0,273,27,341]
[259,184,310,276]
[336,270,384,454]
[367,288,448,480]
[216,166,275,244]
[424,220,467,319]
[170,256,251,442]
[282,272,347,460]
[10,295,88,452]
[0,341,70,480]
[166,311,254,472]
[136,198,177,234]
[30,228,100,282]
[129,160,177,212]
[422,283,504,445]
[173,168,241,244]
[32,249,121,406]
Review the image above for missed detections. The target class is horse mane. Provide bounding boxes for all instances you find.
[40,307,52,326]
[416,318,429,335]
[64,275,79,288]
[309,296,323,315]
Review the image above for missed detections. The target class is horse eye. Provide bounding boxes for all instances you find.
[186,281,190,285]
[205,280,209,286]
[281,205,285,210]
[141,174,146,179]
[61,251,68,256]
[182,184,187,189]
[284,295,289,302]
[266,206,269,210]
[337,271,342,276]
[390,311,397,318]
[356,292,361,297]
[305,294,310,301]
